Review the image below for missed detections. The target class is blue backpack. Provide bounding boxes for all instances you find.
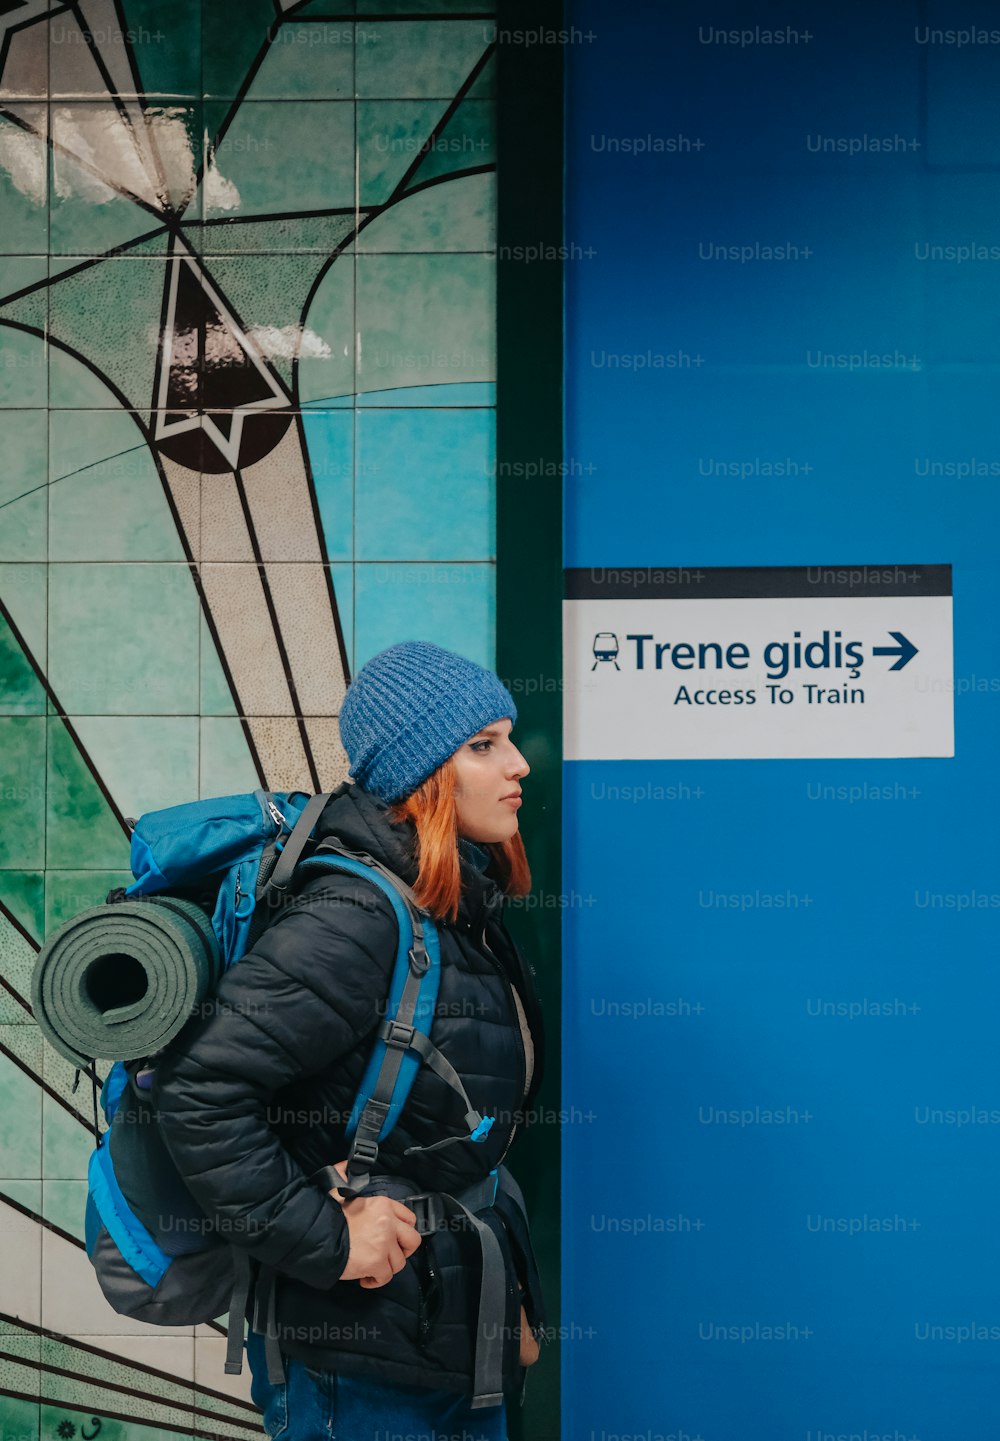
[81,789,497,1379]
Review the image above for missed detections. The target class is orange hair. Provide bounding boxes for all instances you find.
[386,755,532,925]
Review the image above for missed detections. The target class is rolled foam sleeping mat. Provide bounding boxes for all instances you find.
[30,897,223,1068]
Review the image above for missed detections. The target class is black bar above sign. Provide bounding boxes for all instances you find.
[564,564,953,600]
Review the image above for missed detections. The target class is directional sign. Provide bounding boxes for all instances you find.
[564,564,954,759]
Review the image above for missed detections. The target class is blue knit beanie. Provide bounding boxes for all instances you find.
[338,640,519,804]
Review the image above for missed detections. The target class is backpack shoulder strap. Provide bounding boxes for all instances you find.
[298,843,495,1196]
[259,792,332,897]
[295,845,437,1194]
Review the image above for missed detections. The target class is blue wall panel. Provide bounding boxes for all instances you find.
[563,4,1000,1436]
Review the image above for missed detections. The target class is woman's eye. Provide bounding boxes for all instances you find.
[471,740,492,752]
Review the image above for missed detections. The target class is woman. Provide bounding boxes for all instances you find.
[153,640,547,1440]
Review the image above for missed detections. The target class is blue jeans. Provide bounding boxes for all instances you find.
[245,1327,509,1441]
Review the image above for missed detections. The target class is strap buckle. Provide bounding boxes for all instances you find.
[407,1192,446,1234]
[408,944,430,976]
[384,1019,415,1050]
[348,1137,380,1171]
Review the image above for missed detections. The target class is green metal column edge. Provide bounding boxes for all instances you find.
[496,3,564,1437]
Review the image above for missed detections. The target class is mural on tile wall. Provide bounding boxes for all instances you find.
[0,1,496,1434]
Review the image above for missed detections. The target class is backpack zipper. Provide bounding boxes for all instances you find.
[416,1249,441,1349]
[479,924,526,1169]
[416,1267,430,1344]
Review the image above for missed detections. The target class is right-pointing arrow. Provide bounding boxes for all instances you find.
[873,631,919,671]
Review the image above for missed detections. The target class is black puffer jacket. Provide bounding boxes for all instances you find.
[152,780,547,1397]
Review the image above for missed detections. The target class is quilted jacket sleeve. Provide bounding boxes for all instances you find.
[152,873,399,1289]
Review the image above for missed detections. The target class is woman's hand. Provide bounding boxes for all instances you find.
[519,1303,541,1366]
[327,1161,421,1289]
[328,1157,541,1362]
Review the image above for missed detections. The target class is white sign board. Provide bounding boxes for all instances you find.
[564,565,954,760]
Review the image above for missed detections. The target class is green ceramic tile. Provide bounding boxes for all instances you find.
[358,99,446,206]
[0,6,47,99]
[200,611,238,717]
[45,719,131,870]
[70,717,199,816]
[0,1179,40,1212]
[246,22,355,100]
[48,564,200,715]
[40,1036,108,1121]
[330,562,354,675]
[0,719,45,868]
[462,45,495,100]
[43,873,133,938]
[49,408,150,486]
[48,417,184,562]
[0,586,46,717]
[0,562,47,680]
[358,374,493,401]
[412,97,494,187]
[47,342,122,411]
[301,412,354,559]
[0,1025,42,1177]
[299,255,355,406]
[153,103,202,216]
[115,0,203,98]
[0,323,47,409]
[0,260,48,409]
[355,252,494,398]
[355,408,494,559]
[199,718,260,798]
[0,986,32,1027]
[0,1386,39,1435]
[48,9,119,99]
[357,0,492,10]
[39,1400,191,1441]
[356,21,493,99]
[44,1338,198,1418]
[48,251,173,412]
[0,257,45,305]
[356,170,495,253]
[0,1185,40,1344]
[204,253,349,389]
[40,1179,86,1243]
[0,1332,41,1399]
[197,213,358,257]
[38,1333,192,1409]
[201,101,355,233]
[0,873,44,946]
[48,107,173,257]
[49,8,180,101]
[0,490,45,562]
[41,1087,93,1181]
[0,106,48,255]
[0,908,40,1024]
[203,0,279,98]
[354,562,495,670]
[71,212,178,260]
[0,410,46,510]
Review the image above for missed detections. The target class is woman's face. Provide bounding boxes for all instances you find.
[451,716,530,844]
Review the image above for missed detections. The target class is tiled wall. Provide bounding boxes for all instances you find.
[0,2,497,1433]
